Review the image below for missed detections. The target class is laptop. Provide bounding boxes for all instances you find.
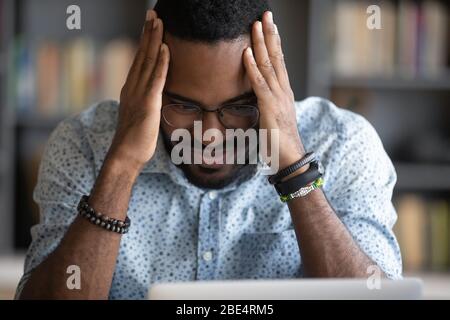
[148,278,423,300]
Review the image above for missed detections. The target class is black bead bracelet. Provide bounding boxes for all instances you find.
[77,195,131,234]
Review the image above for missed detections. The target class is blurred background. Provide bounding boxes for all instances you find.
[0,0,449,299]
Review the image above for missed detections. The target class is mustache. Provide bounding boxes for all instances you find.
[162,129,258,161]
[173,136,253,152]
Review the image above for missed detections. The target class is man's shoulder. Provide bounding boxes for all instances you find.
[295,97,371,135]
[74,100,119,132]
[294,97,381,149]
[50,100,119,143]
[42,100,119,175]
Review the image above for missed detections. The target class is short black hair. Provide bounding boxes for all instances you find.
[154,0,270,43]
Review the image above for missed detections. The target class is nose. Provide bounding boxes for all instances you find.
[201,111,226,146]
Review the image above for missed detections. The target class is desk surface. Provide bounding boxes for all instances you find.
[0,255,448,300]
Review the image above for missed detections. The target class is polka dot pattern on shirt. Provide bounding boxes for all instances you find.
[16,97,402,299]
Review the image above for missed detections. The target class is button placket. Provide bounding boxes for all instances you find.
[196,192,220,280]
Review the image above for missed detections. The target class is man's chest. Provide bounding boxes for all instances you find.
[108,173,302,299]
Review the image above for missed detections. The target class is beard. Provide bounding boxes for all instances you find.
[160,128,257,190]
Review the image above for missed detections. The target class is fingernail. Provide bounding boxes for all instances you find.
[142,21,149,35]
[274,24,278,34]
[267,11,273,23]
[146,10,153,21]
[153,18,159,30]
[255,21,262,32]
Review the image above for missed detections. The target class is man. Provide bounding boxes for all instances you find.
[17,0,401,299]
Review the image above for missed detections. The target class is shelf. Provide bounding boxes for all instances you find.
[0,52,6,75]
[0,153,5,171]
[15,115,65,130]
[330,75,450,91]
[395,162,450,191]
[0,151,12,173]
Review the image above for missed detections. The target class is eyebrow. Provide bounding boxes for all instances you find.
[163,90,256,107]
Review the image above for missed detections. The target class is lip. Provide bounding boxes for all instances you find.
[192,147,231,169]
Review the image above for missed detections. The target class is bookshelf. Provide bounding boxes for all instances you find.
[0,0,15,254]
[278,0,449,197]
[303,0,450,274]
[330,75,450,91]
[0,0,449,277]
[395,163,450,191]
[0,0,152,252]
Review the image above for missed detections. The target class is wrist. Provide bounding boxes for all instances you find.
[280,163,310,182]
[278,139,306,170]
[270,150,314,185]
[278,151,305,171]
[102,153,142,182]
[89,155,140,221]
[105,146,147,176]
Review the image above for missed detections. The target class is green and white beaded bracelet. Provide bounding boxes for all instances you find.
[280,177,324,203]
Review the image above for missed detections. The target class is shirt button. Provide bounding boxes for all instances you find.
[203,251,213,261]
[208,191,217,200]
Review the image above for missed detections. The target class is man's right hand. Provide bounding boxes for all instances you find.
[19,11,170,299]
[108,10,170,173]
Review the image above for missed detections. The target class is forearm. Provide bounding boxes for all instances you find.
[20,157,140,299]
[288,189,377,278]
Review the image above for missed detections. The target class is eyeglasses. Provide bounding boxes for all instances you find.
[161,92,260,130]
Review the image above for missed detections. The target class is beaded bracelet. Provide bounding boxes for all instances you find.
[280,177,324,203]
[77,195,131,234]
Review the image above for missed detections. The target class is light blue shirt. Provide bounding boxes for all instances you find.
[16,97,402,299]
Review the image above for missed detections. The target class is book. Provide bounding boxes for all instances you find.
[395,194,450,273]
[395,194,428,271]
[420,0,448,77]
[334,1,361,77]
[429,201,449,271]
[372,0,396,77]
[11,37,136,117]
[62,37,96,114]
[398,0,420,78]
[36,42,60,116]
[99,39,135,102]
[333,0,449,79]
[14,37,35,114]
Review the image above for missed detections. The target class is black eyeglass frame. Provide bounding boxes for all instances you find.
[161,92,260,130]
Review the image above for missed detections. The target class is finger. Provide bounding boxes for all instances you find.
[243,47,272,99]
[138,18,163,92]
[262,11,291,91]
[251,21,280,91]
[147,43,170,98]
[127,10,157,89]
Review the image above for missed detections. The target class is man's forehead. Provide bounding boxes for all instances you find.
[164,33,252,105]
[164,32,250,58]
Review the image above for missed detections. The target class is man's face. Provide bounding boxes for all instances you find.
[161,33,255,189]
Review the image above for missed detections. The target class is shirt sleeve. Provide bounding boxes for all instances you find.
[15,117,96,298]
[321,105,403,279]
